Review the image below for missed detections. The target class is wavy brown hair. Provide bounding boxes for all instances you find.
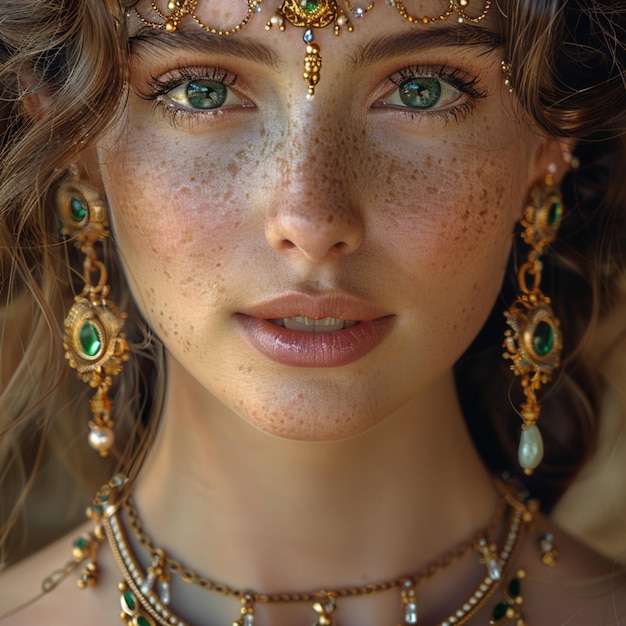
[0,0,625,566]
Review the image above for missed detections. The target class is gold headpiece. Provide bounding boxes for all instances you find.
[130,0,492,98]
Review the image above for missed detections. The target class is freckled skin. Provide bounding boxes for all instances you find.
[98,9,544,442]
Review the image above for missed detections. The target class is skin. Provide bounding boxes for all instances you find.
[1,2,625,624]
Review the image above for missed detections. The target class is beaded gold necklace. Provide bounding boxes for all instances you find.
[66,474,535,626]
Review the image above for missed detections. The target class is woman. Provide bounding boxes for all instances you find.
[0,0,625,623]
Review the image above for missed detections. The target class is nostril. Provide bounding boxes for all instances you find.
[281,239,297,251]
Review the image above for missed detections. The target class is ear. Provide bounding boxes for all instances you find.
[528,136,577,187]
[18,70,53,123]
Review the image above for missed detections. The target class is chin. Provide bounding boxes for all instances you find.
[233,392,390,443]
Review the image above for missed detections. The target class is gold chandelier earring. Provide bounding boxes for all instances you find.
[503,167,564,475]
[58,169,130,457]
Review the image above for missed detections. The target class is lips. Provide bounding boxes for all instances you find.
[236,292,394,368]
[271,316,359,332]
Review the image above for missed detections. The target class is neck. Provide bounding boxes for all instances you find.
[131,355,499,625]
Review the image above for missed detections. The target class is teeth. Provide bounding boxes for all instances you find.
[279,316,358,332]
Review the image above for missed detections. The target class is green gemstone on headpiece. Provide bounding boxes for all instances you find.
[136,616,151,626]
[533,321,554,357]
[78,320,102,358]
[303,0,319,11]
[548,199,562,226]
[70,196,87,222]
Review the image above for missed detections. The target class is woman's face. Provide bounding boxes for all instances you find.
[98,0,545,440]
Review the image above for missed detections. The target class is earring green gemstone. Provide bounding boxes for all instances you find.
[547,197,562,226]
[532,321,554,357]
[78,320,102,358]
[70,196,88,222]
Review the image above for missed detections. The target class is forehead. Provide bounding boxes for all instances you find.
[129,0,499,39]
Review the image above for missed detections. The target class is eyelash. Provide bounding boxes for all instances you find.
[384,64,488,123]
[143,66,240,127]
[141,63,488,127]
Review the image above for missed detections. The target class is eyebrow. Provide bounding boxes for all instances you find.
[129,22,503,69]
[130,26,280,67]
[349,25,504,70]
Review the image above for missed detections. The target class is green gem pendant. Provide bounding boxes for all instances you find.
[492,601,510,621]
[490,571,525,624]
[547,197,562,226]
[532,320,554,357]
[78,320,103,358]
[70,196,88,222]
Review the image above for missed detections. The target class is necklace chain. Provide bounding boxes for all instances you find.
[69,475,533,625]
[123,494,506,603]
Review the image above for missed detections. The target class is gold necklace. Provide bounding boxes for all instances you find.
[70,475,532,626]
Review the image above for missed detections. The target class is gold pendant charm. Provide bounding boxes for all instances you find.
[539,533,559,567]
[476,537,502,581]
[233,593,256,626]
[64,295,129,456]
[267,1,353,98]
[400,578,418,625]
[502,169,564,475]
[312,592,337,626]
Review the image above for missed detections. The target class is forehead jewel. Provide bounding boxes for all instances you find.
[116,0,492,98]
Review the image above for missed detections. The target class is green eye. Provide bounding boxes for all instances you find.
[185,80,227,110]
[379,72,471,113]
[167,78,242,111]
[398,77,442,109]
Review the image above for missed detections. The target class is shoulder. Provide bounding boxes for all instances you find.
[0,523,119,625]
[518,514,626,626]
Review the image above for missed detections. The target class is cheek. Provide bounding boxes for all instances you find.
[97,127,256,333]
[363,132,528,350]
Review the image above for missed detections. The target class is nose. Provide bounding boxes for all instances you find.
[265,194,364,262]
[264,126,365,264]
